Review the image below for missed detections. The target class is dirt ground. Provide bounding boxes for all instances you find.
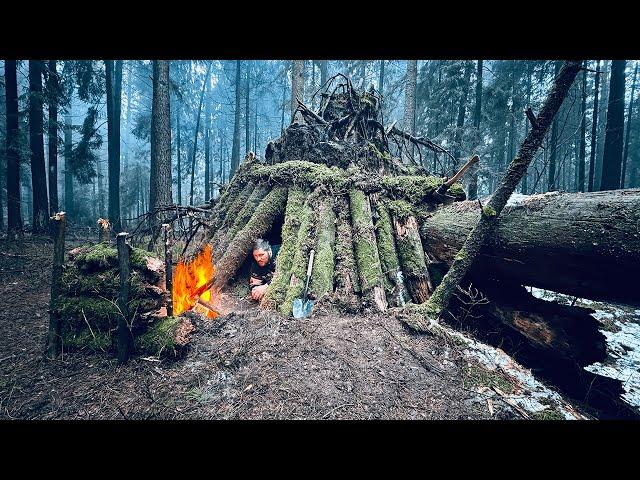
[0,237,522,420]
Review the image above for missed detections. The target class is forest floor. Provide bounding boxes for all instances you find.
[0,236,565,420]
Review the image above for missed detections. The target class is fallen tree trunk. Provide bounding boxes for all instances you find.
[420,189,640,307]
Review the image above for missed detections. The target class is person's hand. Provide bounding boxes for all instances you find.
[250,283,268,301]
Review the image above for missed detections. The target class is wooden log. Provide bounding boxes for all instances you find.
[227,183,269,239]
[116,232,133,363]
[213,187,288,290]
[46,212,66,359]
[349,189,387,311]
[384,200,432,304]
[467,280,608,368]
[310,195,336,300]
[333,194,361,312]
[371,195,407,307]
[280,191,317,316]
[420,189,640,307]
[262,187,307,309]
[211,180,256,259]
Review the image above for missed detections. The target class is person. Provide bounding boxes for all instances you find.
[248,239,280,301]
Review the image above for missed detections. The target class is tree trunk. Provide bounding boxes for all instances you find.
[176,102,182,204]
[452,61,473,170]
[151,60,173,212]
[578,61,587,192]
[420,188,640,307]
[47,60,59,215]
[116,232,132,364]
[521,61,533,194]
[600,60,626,191]
[204,75,212,201]
[29,60,49,233]
[291,60,304,122]
[402,60,582,329]
[245,61,250,154]
[230,60,242,175]
[64,114,73,220]
[106,60,123,232]
[190,62,212,206]
[46,212,66,358]
[5,59,23,237]
[621,62,637,188]
[588,60,601,192]
[402,60,417,163]
[547,61,561,191]
[468,60,482,200]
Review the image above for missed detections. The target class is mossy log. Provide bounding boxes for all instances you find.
[59,243,166,353]
[389,201,432,304]
[245,160,465,205]
[227,183,269,240]
[310,195,336,300]
[349,189,387,312]
[211,181,257,259]
[213,187,288,290]
[420,189,640,307]
[280,191,318,316]
[371,196,407,308]
[134,315,196,357]
[333,194,361,312]
[262,187,307,310]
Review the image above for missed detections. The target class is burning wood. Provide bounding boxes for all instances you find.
[172,244,219,319]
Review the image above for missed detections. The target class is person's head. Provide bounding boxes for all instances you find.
[252,239,272,267]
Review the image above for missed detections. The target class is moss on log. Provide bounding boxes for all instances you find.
[262,187,307,309]
[333,194,361,312]
[349,189,387,311]
[227,183,269,239]
[134,316,195,357]
[371,196,406,307]
[212,181,257,259]
[280,191,318,316]
[392,212,432,304]
[214,187,288,290]
[310,195,336,300]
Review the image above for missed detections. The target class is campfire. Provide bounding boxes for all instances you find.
[172,244,219,319]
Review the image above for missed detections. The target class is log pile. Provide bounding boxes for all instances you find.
[57,242,195,356]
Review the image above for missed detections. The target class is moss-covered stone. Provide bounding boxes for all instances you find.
[263,187,307,309]
[310,195,336,299]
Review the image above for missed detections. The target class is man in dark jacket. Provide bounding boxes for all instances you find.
[249,238,280,301]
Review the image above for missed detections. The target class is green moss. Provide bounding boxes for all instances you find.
[373,202,400,276]
[349,189,384,294]
[454,250,467,261]
[482,205,497,217]
[250,161,348,191]
[381,175,443,203]
[367,142,392,161]
[385,199,414,221]
[447,182,466,200]
[62,329,112,351]
[73,242,158,273]
[531,408,566,421]
[310,196,336,298]
[462,364,515,394]
[280,192,316,316]
[135,316,181,356]
[222,181,257,230]
[228,184,269,239]
[61,265,149,298]
[263,188,307,309]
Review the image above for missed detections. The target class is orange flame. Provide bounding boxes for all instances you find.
[172,244,218,319]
